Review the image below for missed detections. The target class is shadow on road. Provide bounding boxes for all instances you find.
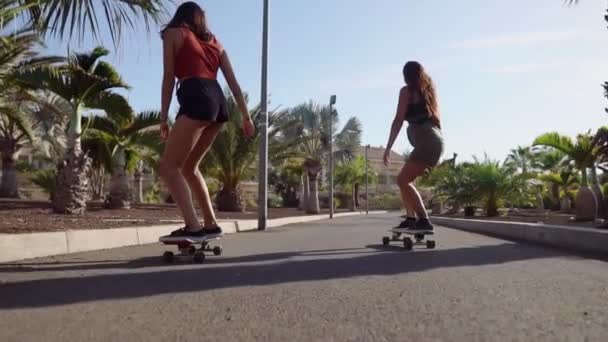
[0,242,567,309]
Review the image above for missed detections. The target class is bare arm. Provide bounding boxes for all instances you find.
[385,86,409,153]
[219,51,250,119]
[160,29,180,122]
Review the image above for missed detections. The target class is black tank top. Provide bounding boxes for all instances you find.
[405,95,431,124]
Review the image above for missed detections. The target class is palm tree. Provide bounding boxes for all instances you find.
[0,15,66,197]
[15,46,132,214]
[533,132,599,221]
[270,158,304,208]
[467,156,531,217]
[334,156,377,211]
[4,0,169,48]
[285,101,362,214]
[0,90,68,197]
[83,110,162,209]
[202,92,300,212]
[505,145,535,175]
[532,148,567,210]
[538,170,579,212]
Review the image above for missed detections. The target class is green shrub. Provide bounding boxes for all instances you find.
[29,169,56,200]
[267,193,283,208]
[144,183,161,203]
[368,193,402,211]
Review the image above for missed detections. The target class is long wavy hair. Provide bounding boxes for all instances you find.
[403,61,439,118]
[161,1,211,41]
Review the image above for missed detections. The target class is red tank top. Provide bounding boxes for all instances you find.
[174,27,223,80]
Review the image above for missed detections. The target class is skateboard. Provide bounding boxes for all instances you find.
[159,234,223,263]
[382,228,436,250]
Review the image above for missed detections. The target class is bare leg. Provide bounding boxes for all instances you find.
[182,123,224,228]
[159,116,207,231]
[398,161,430,219]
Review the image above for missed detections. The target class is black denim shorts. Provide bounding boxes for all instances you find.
[176,78,229,123]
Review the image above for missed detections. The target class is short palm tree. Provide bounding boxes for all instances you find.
[505,145,535,175]
[201,92,301,212]
[533,132,599,221]
[84,110,162,209]
[538,170,579,212]
[334,156,377,211]
[15,46,132,214]
[285,101,362,214]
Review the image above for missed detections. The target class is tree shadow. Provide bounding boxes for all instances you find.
[0,242,568,309]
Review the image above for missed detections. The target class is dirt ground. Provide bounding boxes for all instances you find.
[0,200,353,234]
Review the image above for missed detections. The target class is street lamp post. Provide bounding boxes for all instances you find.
[365,144,369,215]
[329,95,336,219]
[258,0,269,230]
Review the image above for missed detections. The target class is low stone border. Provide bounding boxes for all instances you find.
[432,216,608,256]
[0,211,387,262]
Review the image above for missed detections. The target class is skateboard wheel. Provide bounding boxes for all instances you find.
[403,238,413,251]
[382,236,390,246]
[193,252,206,264]
[162,251,174,263]
[213,246,223,256]
[426,240,436,249]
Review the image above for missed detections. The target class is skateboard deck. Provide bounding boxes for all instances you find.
[159,234,223,263]
[159,234,221,245]
[390,228,434,235]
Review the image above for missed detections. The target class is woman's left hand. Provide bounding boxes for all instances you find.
[242,116,255,138]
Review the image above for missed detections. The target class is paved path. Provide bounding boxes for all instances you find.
[1,213,607,341]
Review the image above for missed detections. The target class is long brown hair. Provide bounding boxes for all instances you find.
[161,1,211,41]
[403,61,439,118]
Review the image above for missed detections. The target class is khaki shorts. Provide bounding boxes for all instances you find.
[406,121,444,168]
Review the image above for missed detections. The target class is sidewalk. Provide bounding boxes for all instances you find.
[0,211,388,263]
[432,216,608,257]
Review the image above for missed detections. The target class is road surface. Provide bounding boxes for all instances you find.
[1,213,607,341]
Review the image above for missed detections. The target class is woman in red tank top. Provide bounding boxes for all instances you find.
[158,2,254,238]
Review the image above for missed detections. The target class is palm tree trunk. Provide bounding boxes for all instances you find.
[589,166,606,220]
[90,168,105,200]
[52,108,91,215]
[134,170,144,204]
[354,182,360,208]
[106,148,131,209]
[349,186,356,212]
[0,146,19,198]
[300,174,309,211]
[216,183,245,212]
[306,171,320,214]
[551,183,560,211]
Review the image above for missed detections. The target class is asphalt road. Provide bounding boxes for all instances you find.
[1,213,607,342]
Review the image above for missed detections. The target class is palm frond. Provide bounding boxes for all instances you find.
[22,0,170,48]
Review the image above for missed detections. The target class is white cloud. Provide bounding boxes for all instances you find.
[449,29,587,49]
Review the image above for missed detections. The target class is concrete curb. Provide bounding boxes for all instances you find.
[0,211,388,262]
[432,216,608,256]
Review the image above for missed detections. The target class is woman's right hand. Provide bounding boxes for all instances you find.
[383,149,391,166]
[242,115,255,138]
[160,121,170,141]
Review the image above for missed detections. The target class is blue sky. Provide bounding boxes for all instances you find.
[43,0,608,162]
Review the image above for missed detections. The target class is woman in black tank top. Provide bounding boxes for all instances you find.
[383,61,444,231]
